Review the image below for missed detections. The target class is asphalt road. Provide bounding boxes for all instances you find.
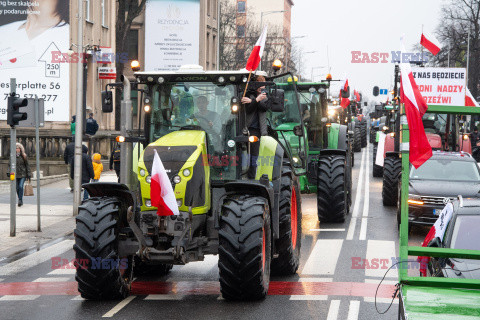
[0,144,429,320]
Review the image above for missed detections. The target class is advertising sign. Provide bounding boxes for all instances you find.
[98,67,116,80]
[145,0,200,71]
[411,67,466,106]
[0,1,70,122]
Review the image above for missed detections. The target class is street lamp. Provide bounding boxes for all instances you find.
[259,10,286,70]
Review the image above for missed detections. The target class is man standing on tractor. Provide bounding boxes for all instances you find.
[241,74,269,179]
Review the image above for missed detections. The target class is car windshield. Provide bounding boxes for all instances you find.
[450,215,480,251]
[410,159,480,182]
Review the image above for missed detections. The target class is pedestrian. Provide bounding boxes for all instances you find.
[10,143,31,207]
[92,153,103,182]
[70,145,94,200]
[471,127,480,147]
[70,115,76,137]
[85,112,99,136]
[110,145,121,182]
[63,139,75,192]
[241,74,269,179]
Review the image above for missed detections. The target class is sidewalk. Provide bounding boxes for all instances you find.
[0,171,118,259]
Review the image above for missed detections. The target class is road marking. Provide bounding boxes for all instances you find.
[347,300,360,320]
[364,279,398,285]
[364,297,398,304]
[365,240,397,279]
[347,148,366,240]
[359,218,368,241]
[48,262,76,275]
[298,278,333,282]
[301,239,343,275]
[359,144,370,240]
[102,296,136,318]
[0,240,74,276]
[309,228,345,232]
[289,295,328,300]
[71,295,85,301]
[33,277,71,282]
[326,300,341,320]
[144,294,184,300]
[0,295,40,301]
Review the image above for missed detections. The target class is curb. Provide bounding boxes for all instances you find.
[0,174,69,194]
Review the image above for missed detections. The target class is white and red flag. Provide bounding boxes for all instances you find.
[246,26,268,71]
[340,79,350,109]
[465,88,479,107]
[418,202,454,276]
[354,89,361,102]
[400,47,432,168]
[420,32,442,56]
[150,149,179,216]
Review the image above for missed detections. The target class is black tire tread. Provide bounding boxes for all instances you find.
[382,157,401,206]
[354,128,362,152]
[317,155,347,222]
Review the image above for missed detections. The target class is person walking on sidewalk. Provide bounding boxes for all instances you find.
[63,140,75,192]
[10,143,31,207]
[109,145,121,182]
[92,153,103,182]
[85,112,99,136]
[70,145,94,200]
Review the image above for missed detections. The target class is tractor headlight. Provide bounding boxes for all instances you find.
[183,168,191,177]
[328,110,336,117]
[293,157,299,163]
[145,199,152,207]
[382,126,389,131]
[146,175,151,184]
[158,76,165,84]
[139,169,146,177]
[173,175,181,184]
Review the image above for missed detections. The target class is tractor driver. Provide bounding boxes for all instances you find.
[193,96,221,134]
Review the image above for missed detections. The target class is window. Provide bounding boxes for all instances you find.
[238,1,246,13]
[207,32,210,68]
[237,25,245,38]
[102,0,107,27]
[212,35,217,69]
[128,29,139,62]
[207,0,211,16]
[85,0,91,22]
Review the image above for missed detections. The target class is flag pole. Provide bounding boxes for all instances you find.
[466,28,471,90]
[242,70,254,98]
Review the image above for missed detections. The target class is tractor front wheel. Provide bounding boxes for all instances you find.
[382,157,401,206]
[317,155,347,222]
[353,127,362,152]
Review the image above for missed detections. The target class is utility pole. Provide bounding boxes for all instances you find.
[34,96,41,231]
[9,78,16,237]
[120,76,133,188]
[73,0,85,215]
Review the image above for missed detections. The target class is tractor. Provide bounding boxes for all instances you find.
[73,64,306,301]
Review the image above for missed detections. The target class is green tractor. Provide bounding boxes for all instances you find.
[73,66,306,301]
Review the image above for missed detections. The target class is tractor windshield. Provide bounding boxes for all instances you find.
[149,82,238,180]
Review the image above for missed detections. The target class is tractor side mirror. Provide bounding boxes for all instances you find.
[268,88,285,112]
[341,86,350,99]
[293,125,303,137]
[101,90,113,113]
[373,86,379,96]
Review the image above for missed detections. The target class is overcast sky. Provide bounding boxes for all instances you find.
[291,0,446,102]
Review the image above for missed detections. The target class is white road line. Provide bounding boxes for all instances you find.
[346,148,366,240]
[364,297,398,304]
[0,240,74,276]
[0,295,40,301]
[48,262,76,275]
[365,240,397,279]
[359,145,370,241]
[309,229,345,232]
[326,300,341,320]
[33,277,71,282]
[144,294,184,300]
[298,277,333,282]
[301,239,343,275]
[359,218,368,241]
[71,295,85,301]
[347,300,360,320]
[289,295,328,301]
[102,296,136,318]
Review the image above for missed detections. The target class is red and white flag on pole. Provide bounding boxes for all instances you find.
[418,202,454,276]
[246,26,268,71]
[465,88,479,107]
[420,32,442,56]
[354,89,361,102]
[340,79,350,109]
[150,149,179,216]
[400,40,432,168]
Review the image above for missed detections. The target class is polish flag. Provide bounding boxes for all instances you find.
[420,32,442,56]
[465,88,479,107]
[150,149,179,216]
[340,79,350,109]
[354,90,361,102]
[246,26,268,71]
[400,54,432,168]
[418,202,454,276]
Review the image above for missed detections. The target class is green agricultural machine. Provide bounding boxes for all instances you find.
[73,65,306,301]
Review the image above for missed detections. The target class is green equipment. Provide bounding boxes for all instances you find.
[73,65,306,301]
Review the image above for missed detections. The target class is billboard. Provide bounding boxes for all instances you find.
[411,67,466,106]
[145,0,200,71]
[0,1,70,122]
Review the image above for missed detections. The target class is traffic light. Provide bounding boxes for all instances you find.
[7,94,28,126]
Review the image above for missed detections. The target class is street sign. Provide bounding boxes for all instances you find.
[98,67,116,80]
[17,98,45,128]
[379,89,388,95]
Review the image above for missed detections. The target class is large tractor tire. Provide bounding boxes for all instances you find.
[218,195,271,300]
[382,157,401,206]
[360,123,367,148]
[271,167,301,276]
[372,144,383,177]
[353,127,362,152]
[317,155,347,222]
[74,197,134,300]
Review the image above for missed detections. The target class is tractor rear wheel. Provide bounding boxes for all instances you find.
[353,127,361,152]
[74,197,133,300]
[218,196,271,300]
[271,167,301,276]
[317,155,347,222]
[372,144,383,177]
[361,123,367,148]
[382,157,401,206]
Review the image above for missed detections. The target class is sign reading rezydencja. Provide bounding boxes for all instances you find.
[0,1,70,122]
[145,0,200,71]
[411,67,466,106]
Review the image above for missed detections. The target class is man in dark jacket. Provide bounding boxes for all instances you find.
[109,145,121,182]
[71,145,94,200]
[85,113,99,136]
[64,140,75,192]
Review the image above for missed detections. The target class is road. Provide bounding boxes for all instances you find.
[0,145,429,320]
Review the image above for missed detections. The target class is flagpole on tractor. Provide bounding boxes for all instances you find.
[466,28,471,90]
[242,71,253,98]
